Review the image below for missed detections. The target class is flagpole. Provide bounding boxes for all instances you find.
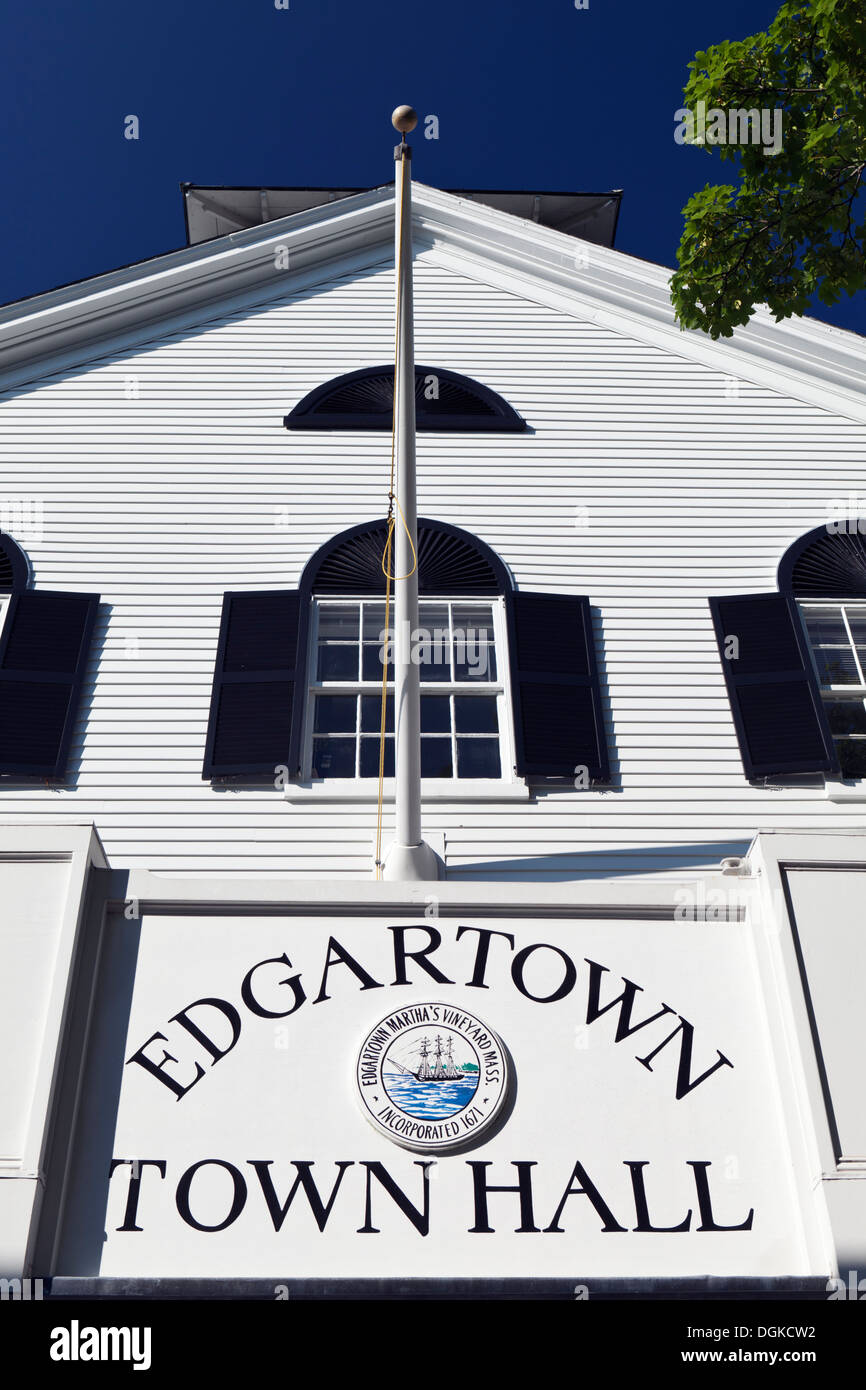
[382,106,441,882]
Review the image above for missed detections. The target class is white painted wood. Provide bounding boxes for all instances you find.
[0,217,863,879]
[750,831,866,1275]
[784,869,866,1162]
[0,825,105,1275]
[0,860,71,1164]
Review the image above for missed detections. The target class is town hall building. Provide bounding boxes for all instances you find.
[0,177,864,1297]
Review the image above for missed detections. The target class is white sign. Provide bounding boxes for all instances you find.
[57,913,819,1280]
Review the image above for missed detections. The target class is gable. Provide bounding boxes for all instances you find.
[0,182,862,421]
[0,251,861,607]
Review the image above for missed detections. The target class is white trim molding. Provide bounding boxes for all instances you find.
[0,183,863,421]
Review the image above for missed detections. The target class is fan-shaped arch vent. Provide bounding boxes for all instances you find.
[310,519,506,595]
[285,365,526,432]
[782,524,866,597]
[0,533,28,591]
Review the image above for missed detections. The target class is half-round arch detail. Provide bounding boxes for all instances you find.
[284,365,526,432]
[302,517,512,596]
[778,522,866,597]
[0,532,29,591]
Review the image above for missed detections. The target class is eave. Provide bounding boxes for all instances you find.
[0,182,862,424]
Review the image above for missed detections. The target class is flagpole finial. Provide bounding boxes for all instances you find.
[391,105,418,134]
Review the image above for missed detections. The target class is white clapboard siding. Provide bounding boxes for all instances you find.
[0,250,864,879]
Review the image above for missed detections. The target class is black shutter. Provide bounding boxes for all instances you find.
[708,592,839,779]
[510,592,610,780]
[0,590,99,778]
[202,590,306,778]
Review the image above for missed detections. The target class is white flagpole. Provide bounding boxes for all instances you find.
[383,106,440,882]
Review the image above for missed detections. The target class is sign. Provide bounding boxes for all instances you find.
[55,913,820,1280]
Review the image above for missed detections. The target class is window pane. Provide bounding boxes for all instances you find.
[457,738,501,779]
[419,602,449,630]
[317,645,359,681]
[317,605,360,640]
[419,654,451,683]
[360,737,394,778]
[455,643,496,682]
[802,609,848,645]
[813,647,860,686]
[452,603,494,642]
[837,739,866,779]
[413,623,451,682]
[362,603,393,640]
[313,695,356,733]
[454,695,498,733]
[421,738,452,778]
[825,700,866,736]
[362,643,392,681]
[360,694,394,732]
[845,612,866,645]
[421,695,450,733]
[312,738,355,778]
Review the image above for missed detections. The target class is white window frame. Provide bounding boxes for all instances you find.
[799,598,866,798]
[285,594,529,803]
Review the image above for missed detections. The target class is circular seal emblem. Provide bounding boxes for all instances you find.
[355,1002,509,1153]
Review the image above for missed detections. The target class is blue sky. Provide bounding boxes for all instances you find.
[1,0,863,336]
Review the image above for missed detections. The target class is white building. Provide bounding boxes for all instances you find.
[1,179,865,1298]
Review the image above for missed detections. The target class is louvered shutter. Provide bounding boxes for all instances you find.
[0,533,28,592]
[510,592,610,780]
[708,592,838,779]
[284,366,525,432]
[203,590,305,778]
[0,590,99,778]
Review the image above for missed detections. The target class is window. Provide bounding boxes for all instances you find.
[284,365,526,433]
[307,598,507,781]
[800,602,866,778]
[709,523,866,784]
[202,517,611,787]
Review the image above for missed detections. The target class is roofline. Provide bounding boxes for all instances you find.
[181,181,623,252]
[181,179,192,250]
[180,182,624,197]
[0,241,194,317]
[0,185,623,314]
[0,182,862,422]
[0,183,401,319]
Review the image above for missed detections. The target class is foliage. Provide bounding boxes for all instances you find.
[671,0,866,338]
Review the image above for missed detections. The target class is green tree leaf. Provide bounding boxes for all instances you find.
[671,0,866,338]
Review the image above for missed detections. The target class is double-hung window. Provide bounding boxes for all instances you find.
[307,597,508,781]
[202,517,611,788]
[800,601,866,778]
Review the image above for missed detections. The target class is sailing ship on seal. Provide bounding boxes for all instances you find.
[387,1033,467,1083]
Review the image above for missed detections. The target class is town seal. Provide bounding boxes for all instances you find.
[355,1002,509,1153]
